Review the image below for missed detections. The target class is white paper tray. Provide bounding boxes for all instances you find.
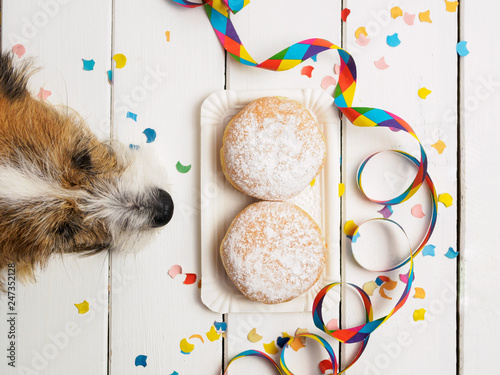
[200,89,341,313]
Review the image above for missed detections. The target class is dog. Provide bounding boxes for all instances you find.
[0,52,174,284]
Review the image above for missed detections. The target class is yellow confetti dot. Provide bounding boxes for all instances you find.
[418,87,432,99]
[74,300,89,314]
[413,308,426,321]
[419,10,432,23]
[338,183,345,197]
[189,334,204,343]
[343,220,358,237]
[310,178,316,187]
[444,0,459,12]
[180,338,195,354]
[247,328,263,343]
[112,53,127,69]
[355,27,368,39]
[431,140,447,154]
[206,325,221,342]
[165,30,170,42]
[263,341,279,355]
[391,6,403,19]
[414,287,426,299]
[438,193,453,207]
[363,281,378,296]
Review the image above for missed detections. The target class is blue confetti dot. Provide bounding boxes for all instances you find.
[135,355,147,367]
[126,111,137,121]
[214,321,227,331]
[386,33,401,47]
[311,54,318,62]
[422,244,436,257]
[276,336,290,348]
[351,232,361,243]
[129,144,140,150]
[444,247,459,259]
[82,59,95,71]
[107,69,113,83]
[457,41,469,56]
[143,128,157,143]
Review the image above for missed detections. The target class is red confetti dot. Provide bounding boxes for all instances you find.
[319,359,333,374]
[341,8,351,22]
[183,273,197,285]
[301,65,314,78]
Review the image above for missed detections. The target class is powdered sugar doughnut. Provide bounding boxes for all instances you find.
[220,201,326,304]
[221,96,326,201]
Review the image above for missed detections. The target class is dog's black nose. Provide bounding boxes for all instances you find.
[151,188,174,228]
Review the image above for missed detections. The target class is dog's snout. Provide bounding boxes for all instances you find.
[151,188,174,228]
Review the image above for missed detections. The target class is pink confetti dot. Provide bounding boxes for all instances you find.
[321,75,337,90]
[168,264,183,279]
[334,64,340,75]
[12,44,26,58]
[37,88,52,101]
[355,34,370,47]
[374,57,389,70]
[404,13,416,25]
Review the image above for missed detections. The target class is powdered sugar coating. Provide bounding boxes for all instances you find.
[220,201,326,304]
[221,97,326,201]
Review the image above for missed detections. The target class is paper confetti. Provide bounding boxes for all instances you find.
[321,75,337,90]
[276,335,290,348]
[386,33,401,47]
[37,88,52,101]
[431,140,447,154]
[399,270,414,284]
[419,10,432,23]
[355,34,370,47]
[378,205,393,218]
[126,111,137,121]
[326,318,338,331]
[12,44,26,58]
[379,277,397,299]
[107,69,113,83]
[414,287,426,299]
[413,308,426,321]
[135,355,147,367]
[183,273,197,285]
[247,328,263,343]
[82,59,95,71]
[170,372,179,375]
[129,144,140,150]
[295,328,308,342]
[374,57,389,70]
[206,326,221,342]
[418,87,432,99]
[411,204,425,218]
[113,53,127,69]
[338,182,345,197]
[438,193,453,207]
[180,338,195,354]
[301,65,314,78]
[74,300,89,314]
[319,359,334,374]
[334,64,340,75]
[344,220,358,237]
[289,337,306,351]
[176,161,192,174]
[445,0,459,12]
[214,321,227,332]
[143,128,157,143]
[457,41,469,56]
[263,341,279,355]
[165,31,171,41]
[445,247,459,259]
[168,264,182,279]
[355,27,368,39]
[310,178,316,187]
[422,244,436,257]
[351,232,360,243]
[403,13,416,25]
[189,334,205,343]
[341,8,351,22]
[391,6,403,19]
[363,281,378,296]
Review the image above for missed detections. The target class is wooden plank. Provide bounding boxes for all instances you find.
[0,1,112,374]
[224,1,342,373]
[459,2,500,373]
[342,1,457,373]
[109,1,225,374]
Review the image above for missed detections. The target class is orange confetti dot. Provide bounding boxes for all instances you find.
[444,0,459,12]
[431,139,447,154]
[419,10,432,23]
[355,27,368,39]
[165,31,170,41]
[289,337,305,352]
[391,6,403,19]
[414,287,426,299]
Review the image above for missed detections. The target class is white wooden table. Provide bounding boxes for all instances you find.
[1,1,498,374]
